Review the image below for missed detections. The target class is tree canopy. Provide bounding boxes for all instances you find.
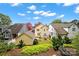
[51,19,62,23]
[0,13,12,25]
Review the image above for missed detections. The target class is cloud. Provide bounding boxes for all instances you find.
[57,14,64,18]
[75,6,79,13]
[63,3,79,6]
[27,11,31,13]
[33,10,56,17]
[17,13,26,16]
[27,5,36,10]
[33,16,40,20]
[10,3,21,7]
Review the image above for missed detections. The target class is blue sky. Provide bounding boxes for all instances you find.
[0,3,79,25]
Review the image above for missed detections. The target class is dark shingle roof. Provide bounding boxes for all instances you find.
[52,23,68,35]
[9,24,23,34]
[59,23,73,28]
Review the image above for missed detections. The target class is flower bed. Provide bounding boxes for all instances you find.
[21,44,52,55]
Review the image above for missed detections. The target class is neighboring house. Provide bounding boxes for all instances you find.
[34,22,49,38]
[49,23,79,38]
[9,23,33,38]
[15,31,35,45]
[0,25,12,40]
[61,23,79,38]
[49,23,68,38]
[8,23,35,44]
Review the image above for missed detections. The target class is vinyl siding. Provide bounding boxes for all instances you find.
[15,34,33,45]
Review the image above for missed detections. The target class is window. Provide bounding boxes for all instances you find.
[72,28,75,31]
[44,29,45,31]
[4,31,10,38]
[0,28,2,32]
[37,29,39,31]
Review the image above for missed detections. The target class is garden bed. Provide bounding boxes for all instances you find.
[32,48,56,56]
[56,47,77,56]
[5,48,56,56]
[21,44,53,56]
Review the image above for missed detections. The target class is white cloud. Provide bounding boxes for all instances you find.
[33,11,44,14]
[57,14,64,18]
[63,3,79,6]
[27,11,31,13]
[17,13,26,16]
[33,10,56,17]
[27,5,36,10]
[75,6,79,13]
[10,3,21,7]
[33,16,40,20]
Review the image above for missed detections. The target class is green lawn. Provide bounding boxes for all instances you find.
[38,39,52,44]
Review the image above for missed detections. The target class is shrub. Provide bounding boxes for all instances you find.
[52,35,64,50]
[21,44,52,55]
[7,43,16,51]
[17,40,25,48]
[33,39,38,45]
[0,41,16,53]
[64,36,72,44]
[0,42,8,52]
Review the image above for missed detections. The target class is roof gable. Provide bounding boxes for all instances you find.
[52,23,68,35]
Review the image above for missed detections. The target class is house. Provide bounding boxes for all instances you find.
[34,22,49,39]
[8,23,35,44]
[61,23,79,38]
[0,25,12,40]
[9,23,33,38]
[49,23,68,38]
[15,31,35,45]
[49,22,79,38]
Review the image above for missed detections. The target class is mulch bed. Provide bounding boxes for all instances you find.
[6,48,22,56]
[32,48,57,56]
[5,47,76,56]
[56,47,77,56]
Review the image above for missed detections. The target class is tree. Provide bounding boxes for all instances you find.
[52,19,62,23]
[72,33,79,55]
[0,13,12,25]
[52,35,64,50]
[33,39,38,45]
[64,36,72,44]
[17,40,25,48]
[71,19,79,23]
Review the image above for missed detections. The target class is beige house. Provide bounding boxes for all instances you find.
[34,22,49,38]
[15,31,35,45]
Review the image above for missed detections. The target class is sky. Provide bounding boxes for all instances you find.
[0,3,79,25]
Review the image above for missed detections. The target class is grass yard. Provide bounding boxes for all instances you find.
[38,39,52,44]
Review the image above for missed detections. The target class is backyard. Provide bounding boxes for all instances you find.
[0,38,57,56]
[0,35,79,56]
